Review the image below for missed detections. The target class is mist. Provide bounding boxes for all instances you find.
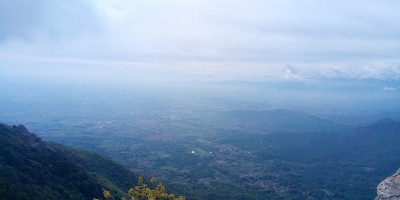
[1,1,400,199]
[1,73,399,135]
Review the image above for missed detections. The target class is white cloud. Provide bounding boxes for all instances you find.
[382,87,397,91]
[1,0,400,80]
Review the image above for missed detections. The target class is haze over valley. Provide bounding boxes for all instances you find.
[1,77,400,199]
[1,0,400,199]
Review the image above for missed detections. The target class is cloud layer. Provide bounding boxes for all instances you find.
[1,0,400,80]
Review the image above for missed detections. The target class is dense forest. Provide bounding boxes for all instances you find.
[0,123,137,200]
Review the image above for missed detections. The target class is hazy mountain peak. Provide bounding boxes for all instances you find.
[375,117,398,125]
[369,118,399,130]
[356,118,400,135]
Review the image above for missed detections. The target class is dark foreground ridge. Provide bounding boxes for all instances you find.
[0,123,136,200]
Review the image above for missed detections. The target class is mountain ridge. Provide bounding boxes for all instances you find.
[356,118,400,135]
[0,123,137,200]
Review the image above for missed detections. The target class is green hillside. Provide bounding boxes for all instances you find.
[0,123,137,200]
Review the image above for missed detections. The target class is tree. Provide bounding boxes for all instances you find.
[103,191,112,199]
[100,176,185,200]
[128,176,185,200]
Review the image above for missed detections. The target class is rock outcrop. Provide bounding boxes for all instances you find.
[376,169,400,200]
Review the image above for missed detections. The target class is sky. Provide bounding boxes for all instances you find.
[0,0,400,80]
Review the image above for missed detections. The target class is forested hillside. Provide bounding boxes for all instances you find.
[0,123,136,200]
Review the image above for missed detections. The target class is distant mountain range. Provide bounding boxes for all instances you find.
[221,109,351,133]
[0,123,136,200]
[217,116,400,199]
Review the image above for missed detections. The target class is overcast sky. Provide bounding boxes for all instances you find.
[1,0,399,80]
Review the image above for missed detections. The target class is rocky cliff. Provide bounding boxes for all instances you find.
[376,169,400,200]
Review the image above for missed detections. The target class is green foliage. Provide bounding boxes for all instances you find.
[103,191,112,199]
[127,176,185,200]
[0,123,136,200]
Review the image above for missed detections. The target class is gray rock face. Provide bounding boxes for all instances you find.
[376,169,400,200]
